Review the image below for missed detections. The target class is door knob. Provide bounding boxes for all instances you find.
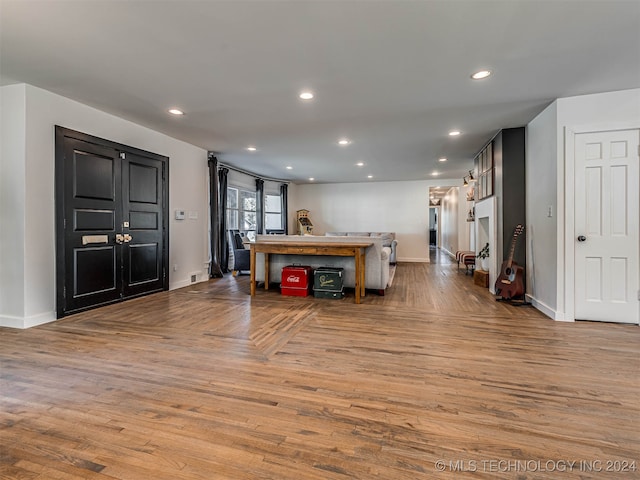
[115,234,124,244]
[577,235,586,242]
[123,234,132,243]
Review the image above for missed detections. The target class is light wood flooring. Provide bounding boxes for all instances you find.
[1,258,639,479]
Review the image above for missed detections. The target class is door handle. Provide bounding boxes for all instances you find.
[115,233,132,244]
[577,235,586,242]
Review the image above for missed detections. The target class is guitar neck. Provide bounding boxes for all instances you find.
[506,226,524,268]
[506,241,516,268]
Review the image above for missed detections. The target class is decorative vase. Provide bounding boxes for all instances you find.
[480,257,490,271]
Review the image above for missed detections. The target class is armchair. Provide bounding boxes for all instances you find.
[229,230,250,275]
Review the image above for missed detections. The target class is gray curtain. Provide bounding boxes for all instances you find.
[208,154,224,277]
[219,167,230,273]
[255,178,264,236]
[280,183,288,234]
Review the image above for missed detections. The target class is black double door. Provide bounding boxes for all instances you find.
[56,127,169,317]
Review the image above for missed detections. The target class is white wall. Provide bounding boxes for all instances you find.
[526,100,558,315]
[292,180,460,262]
[0,84,210,328]
[460,185,474,252]
[0,85,27,321]
[526,88,640,320]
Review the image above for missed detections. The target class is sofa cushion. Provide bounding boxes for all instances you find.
[325,231,397,262]
[370,232,393,246]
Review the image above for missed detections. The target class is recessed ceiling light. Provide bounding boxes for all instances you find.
[299,91,314,100]
[309,177,315,181]
[448,130,461,136]
[338,138,351,146]
[246,147,257,152]
[356,162,364,167]
[168,108,184,115]
[367,175,373,179]
[471,70,492,80]
[438,157,447,162]
[431,171,439,176]
[286,166,293,170]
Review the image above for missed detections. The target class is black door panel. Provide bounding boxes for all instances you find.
[62,138,122,313]
[128,243,159,285]
[74,209,115,231]
[73,151,115,200]
[73,246,117,296]
[122,154,164,298]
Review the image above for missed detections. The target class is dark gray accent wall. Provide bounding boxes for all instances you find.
[493,127,526,270]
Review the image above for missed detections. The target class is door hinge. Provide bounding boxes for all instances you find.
[63,218,66,229]
[119,152,126,160]
[63,286,66,299]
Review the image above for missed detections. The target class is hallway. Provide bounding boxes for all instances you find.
[429,245,455,265]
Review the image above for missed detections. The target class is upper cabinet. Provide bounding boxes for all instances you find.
[475,142,494,201]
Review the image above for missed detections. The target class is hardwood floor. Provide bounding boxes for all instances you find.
[1,260,639,479]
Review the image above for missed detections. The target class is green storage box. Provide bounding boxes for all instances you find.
[314,289,345,299]
[313,267,344,291]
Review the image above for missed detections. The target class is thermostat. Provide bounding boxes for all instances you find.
[175,209,186,220]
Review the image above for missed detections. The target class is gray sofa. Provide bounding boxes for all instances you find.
[325,232,397,264]
[253,234,392,294]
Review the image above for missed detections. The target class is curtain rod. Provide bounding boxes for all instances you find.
[212,157,290,184]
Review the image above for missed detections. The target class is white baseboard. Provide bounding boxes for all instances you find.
[525,295,572,322]
[397,257,430,263]
[1,311,57,329]
[169,275,208,291]
[440,248,456,258]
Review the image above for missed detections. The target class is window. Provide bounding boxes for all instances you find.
[226,187,257,240]
[265,194,282,231]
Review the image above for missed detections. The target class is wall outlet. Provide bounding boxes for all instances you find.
[547,205,553,218]
[190,274,197,283]
[173,264,178,271]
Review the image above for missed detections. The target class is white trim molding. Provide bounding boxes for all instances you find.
[1,311,57,329]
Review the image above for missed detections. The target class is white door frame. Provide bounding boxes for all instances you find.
[563,122,640,322]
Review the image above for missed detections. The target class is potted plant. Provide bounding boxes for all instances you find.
[477,242,490,271]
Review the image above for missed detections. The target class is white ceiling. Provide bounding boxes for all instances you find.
[1,0,639,184]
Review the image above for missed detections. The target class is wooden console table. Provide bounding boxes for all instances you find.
[249,241,372,304]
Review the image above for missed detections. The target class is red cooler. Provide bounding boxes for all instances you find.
[281,265,313,296]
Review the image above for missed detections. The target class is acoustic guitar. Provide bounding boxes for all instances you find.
[495,224,525,300]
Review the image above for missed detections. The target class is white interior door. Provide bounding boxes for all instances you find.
[574,129,639,324]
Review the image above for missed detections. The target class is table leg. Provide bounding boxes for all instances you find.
[264,253,270,290]
[359,247,366,298]
[354,251,361,304]
[250,246,256,296]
